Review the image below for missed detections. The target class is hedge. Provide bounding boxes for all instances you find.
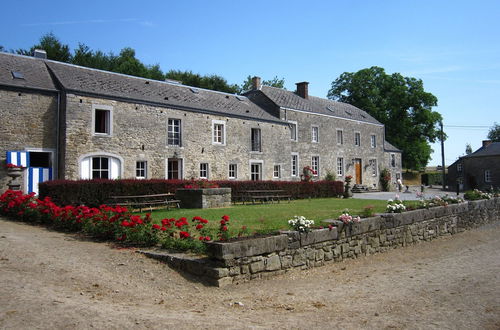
[421,172,446,186]
[39,179,344,207]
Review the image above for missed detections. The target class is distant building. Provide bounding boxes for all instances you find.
[0,52,402,194]
[447,140,500,191]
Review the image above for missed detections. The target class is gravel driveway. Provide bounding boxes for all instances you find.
[0,217,499,329]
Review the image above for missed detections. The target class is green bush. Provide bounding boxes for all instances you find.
[421,172,446,186]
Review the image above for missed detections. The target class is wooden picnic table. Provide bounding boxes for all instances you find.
[108,193,180,212]
[240,189,291,204]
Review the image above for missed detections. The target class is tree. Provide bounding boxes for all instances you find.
[327,66,442,170]
[487,122,500,141]
[465,143,472,155]
[17,32,72,62]
[165,70,239,93]
[239,75,286,92]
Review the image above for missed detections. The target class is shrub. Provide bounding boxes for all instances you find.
[380,169,391,192]
[421,172,446,186]
[40,179,344,206]
[464,189,492,201]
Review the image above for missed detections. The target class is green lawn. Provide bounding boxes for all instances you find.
[145,198,387,236]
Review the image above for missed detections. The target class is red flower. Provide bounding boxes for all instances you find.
[198,236,204,241]
[152,224,161,230]
[222,215,230,221]
[205,236,211,241]
[222,226,228,232]
[179,231,190,239]
[196,224,204,230]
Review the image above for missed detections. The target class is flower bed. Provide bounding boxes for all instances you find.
[0,189,233,252]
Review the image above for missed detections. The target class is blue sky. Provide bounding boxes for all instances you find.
[2,0,499,166]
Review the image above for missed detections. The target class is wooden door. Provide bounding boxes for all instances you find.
[355,159,362,184]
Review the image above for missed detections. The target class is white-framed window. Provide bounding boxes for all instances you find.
[391,154,396,167]
[92,104,113,136]
[291,153,299,177]
[337,130,343,145]
[311,156,319,176]
[167,118,181,146]
[337,157,344,177]
[311,126,319,143]
[250,162,262,181]
[80,153,122,179]
[199,163,209,179]
[136,161,147,179]
[369,159,377,176]
[228,164,237,179]
[355,132,361,146]
[485,170,492,182]
[289,121,298,141]
[457,163,462,172]
[370,135,376,148]
[212,120,226,145]
[251,128,261,152]
[273,164,281,178]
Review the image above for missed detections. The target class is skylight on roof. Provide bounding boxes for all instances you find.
[345,110,352,116]
[360,114,366,118]
[190,87,199,94]
[11,71,24,79]
[326,106,334,112]
[236,96,245,101]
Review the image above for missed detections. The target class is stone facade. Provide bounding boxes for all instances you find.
[141,197,500,287]
[0,89,58,191]
[281,108,386,188]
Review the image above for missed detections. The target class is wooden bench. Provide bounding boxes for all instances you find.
[241,190,291,204]
[108,193,180,212]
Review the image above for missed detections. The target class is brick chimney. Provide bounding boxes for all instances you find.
[252,76,261,90]
[482,140,492,148]
[296,81,309,99]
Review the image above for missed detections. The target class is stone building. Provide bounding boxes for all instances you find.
[0,51,402,194]
[447,140,500,191]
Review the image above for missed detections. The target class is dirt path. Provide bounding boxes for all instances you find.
[1,217,499,329]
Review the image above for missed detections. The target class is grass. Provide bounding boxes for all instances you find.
[144,198,387,237]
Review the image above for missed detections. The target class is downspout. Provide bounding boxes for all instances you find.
[55,91,60,179]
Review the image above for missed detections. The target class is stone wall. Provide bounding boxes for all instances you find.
[175,188,231,208]
[0,89,58,193]
[142,198,499,287]
[280,108,389,188]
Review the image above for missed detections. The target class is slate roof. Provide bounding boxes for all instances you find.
[45,61,284,124]
[0,52,57,92]
[462,142,500,158]
[249,85,382,125]
[384,141,401,152]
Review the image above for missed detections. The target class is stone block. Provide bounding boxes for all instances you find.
[216,277,233,287]
[265,255,282,271]
[298,227,338,247]
[206,234,288,260]
[249,260,264,273]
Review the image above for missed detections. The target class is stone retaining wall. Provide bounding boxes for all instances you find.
[141,198,500,287]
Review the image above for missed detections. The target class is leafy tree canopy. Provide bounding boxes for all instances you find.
[327,66,442,170]
[487,122,500,142]
[240,75,286,92]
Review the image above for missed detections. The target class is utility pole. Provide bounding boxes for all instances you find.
[440,121,446,190]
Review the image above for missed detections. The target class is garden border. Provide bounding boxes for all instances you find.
[140,197,500,287]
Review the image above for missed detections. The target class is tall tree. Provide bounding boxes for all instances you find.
[327,66,442,170]
[17,32,72,62]
[465,143,472,155]
[487,122,500,141]
[240,75,286,92]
